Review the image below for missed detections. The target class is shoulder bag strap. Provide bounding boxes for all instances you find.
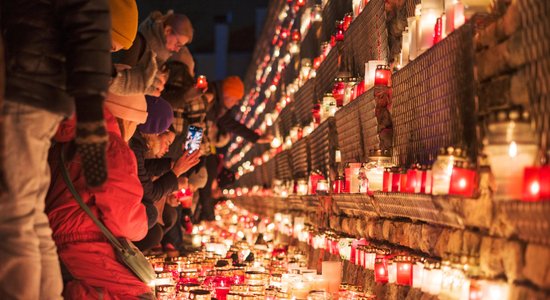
[59,144,129,254]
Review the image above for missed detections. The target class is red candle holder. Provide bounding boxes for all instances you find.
[395,256,413,286]
[330,35,337,47]
[541,165,550,200]
[406,167,422,193]
[313,57,322,69]
[335,21,345,41]
[309,173,325,195]
[332,77,346,107]
[280,28,289,40]
[196,75,208,90]
[522,167,541,201]
[449,163,477,198]
[312,104,321,124]
[383,168,392,192]
[343,13,353,31]
[433,17,444,45]
[391,168,401,192]
[399,169,408,193]
[291,29,301,42]
[333,176,344,194]
[374,256,389,284]
[355,78,365,97]
[374,65,391,87]
[296,0,306,7]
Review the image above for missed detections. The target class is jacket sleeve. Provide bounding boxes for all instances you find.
[217,111,260,143]
[144,158,173,177]
[56,0,112,122]
[94,136,148,241]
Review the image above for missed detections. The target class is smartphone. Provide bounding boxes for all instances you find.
[184,125,204,154]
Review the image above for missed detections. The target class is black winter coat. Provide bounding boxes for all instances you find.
[1,0,112,122]
[129,132,179,204]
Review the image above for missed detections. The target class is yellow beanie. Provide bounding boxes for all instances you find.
[222,76,244,100]
[109,0,138,50]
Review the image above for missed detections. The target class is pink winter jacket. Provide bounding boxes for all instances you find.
[46,108,152,299]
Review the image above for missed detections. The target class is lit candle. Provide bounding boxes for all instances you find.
[335,21,345,41]
[433,16,443,44]
[396,256,413,286]
[316,179,329,195]
[366,149,393,193]
[374,256,389,284]
[412,259,424,288]
[291,29,301,42]
[374,65,391,87]
[405,166,422,193]
[417,0,444,53]
[485,108,538,200]
[400,29,410,67]
[196,75,208,90]
[421,165,432,194]
[333,175,344,194]
[479,280,509,300]
[522,167,540,201]
[333,76,347,107]
[449,161,477,197]
[541,165,550,200]
[388,260,397,284]
[343,13,353,31]
[312,104,321,124]
[391,167,401,192]
[432,147,457,195]
[290,281,310,299]
[335,149,342,163]
[408,14,419,60]
[297,179,308,195]
[311,5,323,23]
[383,168,393,192]
[365,60,387,90]
[445,0,465,35]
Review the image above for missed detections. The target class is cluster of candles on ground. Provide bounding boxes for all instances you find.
[145,201,378,300]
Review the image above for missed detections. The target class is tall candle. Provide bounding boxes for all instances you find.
[408,15,419,60]
[418,0,444,53]
[400,30,410,67]
[365,60,387,90]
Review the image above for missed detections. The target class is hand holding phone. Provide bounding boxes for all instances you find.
[184,125,204,154]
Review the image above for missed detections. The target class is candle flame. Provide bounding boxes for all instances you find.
[459,178,467,189]
[530,181,540,196]
[508,141,518,158]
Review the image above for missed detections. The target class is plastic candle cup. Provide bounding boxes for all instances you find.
[374,65,391,87]
[374,257,389,284]
[522,167,541,201]
[395,256,413,286]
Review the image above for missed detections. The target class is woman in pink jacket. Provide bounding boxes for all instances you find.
[46,93,154,299]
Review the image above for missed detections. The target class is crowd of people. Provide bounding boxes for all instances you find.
[0,0,272,299]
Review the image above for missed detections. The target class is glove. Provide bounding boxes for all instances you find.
[75,120,108,187]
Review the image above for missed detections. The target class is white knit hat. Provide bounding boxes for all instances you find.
[104,92,148,124]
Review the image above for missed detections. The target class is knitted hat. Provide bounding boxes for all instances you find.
[138,96,174,134]
[104,92,148,123]
[109,0,139,50]
[222,76,244,100]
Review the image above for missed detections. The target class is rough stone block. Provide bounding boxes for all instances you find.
[509,283,550,300]
[462,230,482,254]
[383,220,396,241]
[478,75,511,111]
[434,228,451,256]
[420,225,443,255]
[523,243,550,288]
[480,237,506,277]
[446,229,464,254]
[408,224,424,250]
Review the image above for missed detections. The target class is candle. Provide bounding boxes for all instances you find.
[432,147,457,195]
[290,281,310,299]
[445,0,465,36]
[383,168,393,192]
[400,29,410,67]
[421,166,433,194]
[428,263,442,295]
[366,149,393,193]
[321,93,336,122]
[479,280,509,300]
[343,13,353,31]
[541,165,550,200]
[412,260,424,288]
[312,5,323,23]
[388,260,397,284]
[196,75,208,90]
[374,65,391,87]
[316,179,329,195]
[374,257,389,284]
[365,60,387,90]
[399,169,408,193]
[391,167,401,192]
[345,163,363,193]
[522,167,541,201]
[322,261,342,294]
[395,256,413,286]
[297,179,308,195]
[215,287,230,300]
[449,162,477,197]
[335,149,342,163]
[485,108,538,200]
[408,15,419,60]
[335,21,345,41]
[333,176,344,194]
[418,0,444,53]
[333,77,347,107]
[406,166,422,193]
[433,16,444,44]
[312,104,321,124]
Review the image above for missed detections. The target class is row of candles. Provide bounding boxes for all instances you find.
[273,215,512,300]
[232,105,549,203]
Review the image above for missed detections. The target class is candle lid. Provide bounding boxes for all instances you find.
[368,149,392,158]
[487,106,530,124]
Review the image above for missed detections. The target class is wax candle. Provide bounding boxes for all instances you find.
[522,167,541,201]
[485,108,538,200]
[374,65,391,87]
[445,0,465,35]
[412,260,424,288]
[408,14,419,60]
[335,21,345,41]
[396,256,413,286]
[383,168,393,192]
[333,77,347,107]
[196,75,208,90]
[365,60,387,90]
[400,29,410,67]
[388,260,397,284]
[345,163,363,193]
[449,162,477,197]
[374,257,389,284]
[433,16,443,44]
[541,165,550,200]
[421,166,433,194]
[366,149,393,193]
[432,147,457,195]
[406,166,422,193]
[391,168,401,192]
[418,0,444,53]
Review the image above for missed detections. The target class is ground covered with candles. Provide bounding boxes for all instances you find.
[145,201,514,300]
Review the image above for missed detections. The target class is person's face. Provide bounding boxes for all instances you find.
[111,39,125,52]
[223,95,240,109]
[164,26,189,52]
[158,131,176,157]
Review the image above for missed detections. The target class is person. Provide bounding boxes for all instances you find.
[46,98,152,299]
[195,76,273,222]
[0,0,112,298]
[130,96,200,250]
